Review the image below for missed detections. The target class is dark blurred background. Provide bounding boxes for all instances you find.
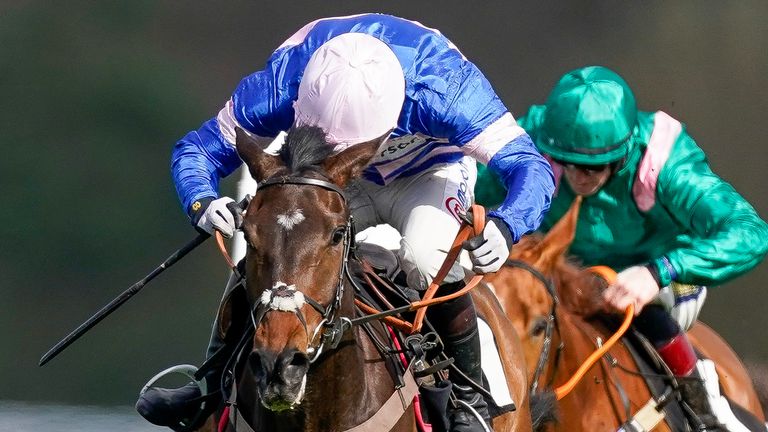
[2,1,766,406]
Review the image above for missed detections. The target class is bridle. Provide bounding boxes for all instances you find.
[504,260,637,402]
[503,259,563,396]
[219,173,423,432]
[246,175,356,363]
[217,173,491,430]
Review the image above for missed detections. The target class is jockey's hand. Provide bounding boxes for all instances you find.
[602,265,660,315]
[190,196,243,238]
[462,216,514,274]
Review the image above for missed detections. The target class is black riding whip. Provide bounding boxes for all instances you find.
[38,233,209,366]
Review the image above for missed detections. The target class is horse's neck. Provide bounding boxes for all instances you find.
[307,327,386,431]
[544,293,666,429]
[548,309,606,383]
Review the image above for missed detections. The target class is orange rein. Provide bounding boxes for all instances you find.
[214,231,237,271]
[214,206,487,335]
[352,205,486,334]
[553,265,634,400]
[408,205,485,333]
[216,223,634,398]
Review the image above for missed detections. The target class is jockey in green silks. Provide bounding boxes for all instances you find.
[476,66,768,429]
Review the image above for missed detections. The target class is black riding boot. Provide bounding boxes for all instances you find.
[635,306,723,430]
[677,368,725,431]
[428,281,492,432]
[136,272,246,431]
[135,375,219,432]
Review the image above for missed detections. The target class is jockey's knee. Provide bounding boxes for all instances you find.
[426,283,477,337]
[633,304,683,347]
[398,237,464,290]
[655,283,707,331]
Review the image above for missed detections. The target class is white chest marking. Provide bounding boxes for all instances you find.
[276,210,305,230]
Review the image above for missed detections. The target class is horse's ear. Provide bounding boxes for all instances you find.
[235,127,284,181]
[321,136,383,187]
[535,195,582,270]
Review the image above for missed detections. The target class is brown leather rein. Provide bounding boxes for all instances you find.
[213,202,487,335]
[355,205,486,334]
[211,181,487,431]
[215,193,634,402]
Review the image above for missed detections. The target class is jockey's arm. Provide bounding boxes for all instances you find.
[473,105,551,218]
[480,125,555,242]
[427,62,554,242]
[171,117,243,216]
[654,133,768,287]
[171,64,293,216]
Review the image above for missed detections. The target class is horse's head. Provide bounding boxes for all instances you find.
[486,197,587,380]
[232,126,381,411]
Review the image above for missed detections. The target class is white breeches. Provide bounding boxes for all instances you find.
[347,157,477,290]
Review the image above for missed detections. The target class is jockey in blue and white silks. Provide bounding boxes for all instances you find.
[171,13,553,245]
[139,14,554,432]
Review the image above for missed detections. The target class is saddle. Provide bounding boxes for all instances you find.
[608,329,764,432]
[197,241,514,432]
[350,242,515,431]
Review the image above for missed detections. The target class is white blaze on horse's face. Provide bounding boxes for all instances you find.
[276,209,306,231]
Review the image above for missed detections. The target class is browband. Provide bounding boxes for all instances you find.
[257,176,346,203]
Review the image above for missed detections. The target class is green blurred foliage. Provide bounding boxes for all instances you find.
[0,1,225,404]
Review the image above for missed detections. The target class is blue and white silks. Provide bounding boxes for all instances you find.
[171,13,554,241]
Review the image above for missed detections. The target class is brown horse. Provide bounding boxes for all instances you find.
[486,197,767,431]
[207,126,534,431]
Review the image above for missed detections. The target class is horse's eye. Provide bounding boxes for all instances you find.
[530,316,549,337]
[331,227,346,245]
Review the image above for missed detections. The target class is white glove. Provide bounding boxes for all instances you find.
[602,265,660,314]
[191,196,242,238]
[462,218,513,274]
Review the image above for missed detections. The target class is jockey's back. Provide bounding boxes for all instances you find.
[172,13,513,210]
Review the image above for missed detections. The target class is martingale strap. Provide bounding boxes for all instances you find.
[343,368,420,432]
[224,368,420,432]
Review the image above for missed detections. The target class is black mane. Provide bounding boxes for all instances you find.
[280,125,335,174]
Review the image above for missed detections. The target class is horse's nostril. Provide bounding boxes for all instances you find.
[249,349,275,383]
[279,350,309,384]
[289,351,309,368]
[249,349,307,386]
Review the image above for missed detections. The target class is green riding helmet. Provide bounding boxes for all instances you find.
[537,66,637,165]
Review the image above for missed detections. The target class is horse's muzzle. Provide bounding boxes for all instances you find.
[249,348,310,411]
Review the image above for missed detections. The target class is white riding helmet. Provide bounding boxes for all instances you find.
[294,33,406,149]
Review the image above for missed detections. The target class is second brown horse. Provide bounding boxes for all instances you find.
[487,198,767,431]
